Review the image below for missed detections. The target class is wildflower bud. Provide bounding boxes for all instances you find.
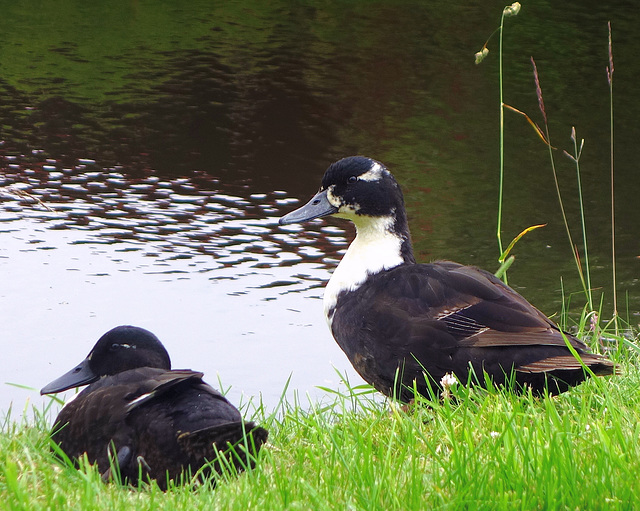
[503,2,521,17]
[440,373,458,388]
[475,47,489,65]
[440,372,458,401]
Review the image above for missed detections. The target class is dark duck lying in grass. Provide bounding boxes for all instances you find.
[40,325,268,489]
[279,156,615,402]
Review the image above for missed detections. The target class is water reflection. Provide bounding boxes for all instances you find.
[1,154,345,270]
[0,151,359,416]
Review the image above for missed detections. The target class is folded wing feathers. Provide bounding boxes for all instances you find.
[517,354,615,374]
[126,370,204,412]
[440,312,489,337]
[438,302,615,376]
[457,330,576,348]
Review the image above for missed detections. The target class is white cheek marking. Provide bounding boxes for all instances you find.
[323,215,404,325]
[326,186,341,207]
[359,162,385,182]
[328,185,360,216]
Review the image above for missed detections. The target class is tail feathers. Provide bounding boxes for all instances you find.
[177,421,268,471]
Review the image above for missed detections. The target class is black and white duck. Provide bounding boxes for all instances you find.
[40,325,268,489]
[279,156,615,401]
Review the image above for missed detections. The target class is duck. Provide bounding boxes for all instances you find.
[40,325,268,489]
[279,156,615,402]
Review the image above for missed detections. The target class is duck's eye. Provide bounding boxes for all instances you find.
[110,343,120,351]
[347,176,357,184]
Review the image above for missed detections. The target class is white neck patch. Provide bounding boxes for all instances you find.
[323,214,404,325]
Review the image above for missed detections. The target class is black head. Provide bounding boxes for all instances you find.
[41,326,172,394]
[323,156,405,217]
[279,156,406,225]
[280,156,404,225]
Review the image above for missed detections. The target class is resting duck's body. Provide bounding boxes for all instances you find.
[280,156,614,401]
[41,326,267,489]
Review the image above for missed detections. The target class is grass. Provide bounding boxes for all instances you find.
[2,350,640,510]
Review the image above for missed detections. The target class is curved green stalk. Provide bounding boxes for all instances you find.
[497,10,506,269]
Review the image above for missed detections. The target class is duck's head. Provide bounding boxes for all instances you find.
[279,156,414,266]
[41,325,171,394]
[279,156,406,227]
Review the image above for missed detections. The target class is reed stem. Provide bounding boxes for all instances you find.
[607,21,619,334]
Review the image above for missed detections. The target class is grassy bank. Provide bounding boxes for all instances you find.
[1,346,639,510]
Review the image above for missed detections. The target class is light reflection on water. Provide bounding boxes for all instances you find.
[0,153,360,417]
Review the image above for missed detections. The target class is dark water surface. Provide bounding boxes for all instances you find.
[1,1,638,416]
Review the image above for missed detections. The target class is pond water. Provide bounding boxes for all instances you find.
[1,0,638,418]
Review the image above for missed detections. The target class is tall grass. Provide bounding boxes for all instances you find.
[477,4,623,334]
[563,128,593,311]
[475,2,522,283]
[606,21,619,333]
[529,57,599,326]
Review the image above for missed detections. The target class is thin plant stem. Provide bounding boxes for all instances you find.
[480,3,521,283]
[496,10,506,264]
[531,58,589,302]
[565,128,593,311]
[607,21,619,334]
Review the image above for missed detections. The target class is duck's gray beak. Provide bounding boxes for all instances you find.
[279,189,337,225]
[40,357,98,395]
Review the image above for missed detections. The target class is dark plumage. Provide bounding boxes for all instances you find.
[40,326,268,489]
[279,156,615,401]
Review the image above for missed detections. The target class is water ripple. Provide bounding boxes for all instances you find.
[0,153,349,291]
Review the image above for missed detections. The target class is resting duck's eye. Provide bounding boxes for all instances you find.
[111,343,120,351]
[347,176,357,184]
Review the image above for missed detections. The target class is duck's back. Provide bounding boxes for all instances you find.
[53,368,266,487]
[330,260,614,400]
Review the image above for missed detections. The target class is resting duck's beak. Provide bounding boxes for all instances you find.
[41,357,98,394]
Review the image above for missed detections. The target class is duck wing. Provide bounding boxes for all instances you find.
[330,260,614,398]
[122,368,208,411]
[50,368,222,481]
[120,369,266,486]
